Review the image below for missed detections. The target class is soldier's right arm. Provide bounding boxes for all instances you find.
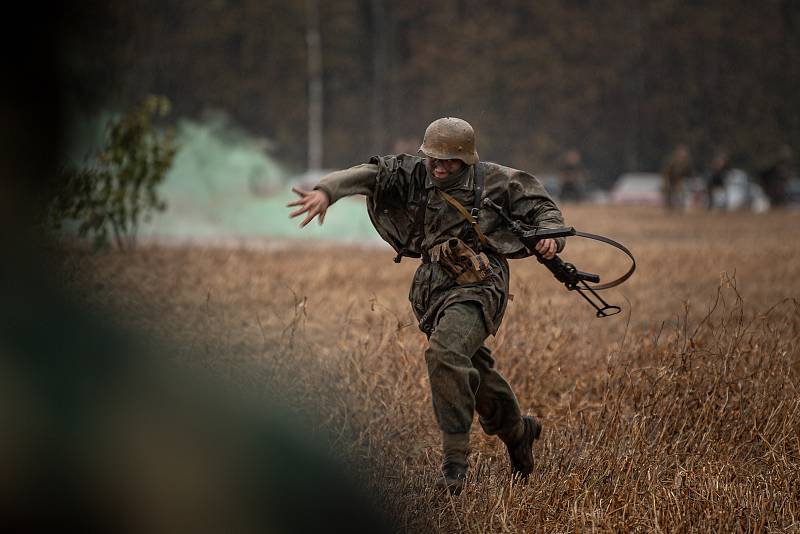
[287,163,379,227]
[314,163,379,204]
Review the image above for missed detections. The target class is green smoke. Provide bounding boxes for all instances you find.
[66,111,382,244]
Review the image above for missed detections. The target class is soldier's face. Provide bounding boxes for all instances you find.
[426,157,464,180]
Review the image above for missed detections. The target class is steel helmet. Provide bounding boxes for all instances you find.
[418,117,479,165]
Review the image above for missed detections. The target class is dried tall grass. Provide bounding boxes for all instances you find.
[65,206,800,532]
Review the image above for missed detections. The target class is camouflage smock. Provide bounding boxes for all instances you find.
[315,154,566,335]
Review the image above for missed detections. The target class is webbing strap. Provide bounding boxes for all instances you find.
[438,189,488,247]
[473,163,484,213]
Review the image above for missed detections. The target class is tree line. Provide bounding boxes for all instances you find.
[61,0,800,185]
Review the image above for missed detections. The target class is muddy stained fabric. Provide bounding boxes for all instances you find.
[425,302,522,435]
[409,251,509,336]
[315,154,565,436]
[315,154,566,335]
[316,154,566,260]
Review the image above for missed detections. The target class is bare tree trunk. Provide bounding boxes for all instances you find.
[624,1,644,172]
[306,0,323,170]
[370,0,386,153]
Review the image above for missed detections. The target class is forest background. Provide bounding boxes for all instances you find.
[62,0,800,185]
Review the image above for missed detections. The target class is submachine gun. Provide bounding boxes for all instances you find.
[482,198,636,317]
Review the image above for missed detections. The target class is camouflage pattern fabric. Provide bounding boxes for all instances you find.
[316,154,566,261]
[315,154,566,335]
[315,154,565,436]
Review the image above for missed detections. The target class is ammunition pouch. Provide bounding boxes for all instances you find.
[430,238,495,285]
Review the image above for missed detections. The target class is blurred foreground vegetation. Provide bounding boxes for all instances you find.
[50,95,177,250]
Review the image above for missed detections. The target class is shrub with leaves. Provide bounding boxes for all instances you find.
[51,95,178,250]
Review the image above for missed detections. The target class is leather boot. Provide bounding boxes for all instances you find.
[434,432,469,495]
[499,415,542,478]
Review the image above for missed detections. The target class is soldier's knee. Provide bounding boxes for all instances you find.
[424,342,481,394]
[427,333,473,369]
[425,339,463,370]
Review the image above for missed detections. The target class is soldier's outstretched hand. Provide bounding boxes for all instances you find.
[287,187,330,227]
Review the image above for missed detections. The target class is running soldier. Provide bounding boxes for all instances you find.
[287,117,567,494]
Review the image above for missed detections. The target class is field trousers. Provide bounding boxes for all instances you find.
[425,302,522,436]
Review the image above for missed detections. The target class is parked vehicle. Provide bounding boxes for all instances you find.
[702,169,769,212]
[609,173,663,206]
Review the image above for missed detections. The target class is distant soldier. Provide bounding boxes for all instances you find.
[662,144,693,210]
[557,148,587,203]
[758,145,794,208]
[706,148,731,210]
[287,117,567,494]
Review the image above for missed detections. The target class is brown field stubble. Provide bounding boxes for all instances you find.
[65,206,800,533]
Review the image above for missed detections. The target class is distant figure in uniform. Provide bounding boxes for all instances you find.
[557,148,587,203]
[758,145,794,208]
[662,144,693,210]
[706,148,731,210]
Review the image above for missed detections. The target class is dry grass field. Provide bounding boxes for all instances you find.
[62,205,800,533]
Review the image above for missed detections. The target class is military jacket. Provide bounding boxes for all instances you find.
[315,154,567,335]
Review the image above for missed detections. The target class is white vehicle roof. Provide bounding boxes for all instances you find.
[613,173,662,192]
